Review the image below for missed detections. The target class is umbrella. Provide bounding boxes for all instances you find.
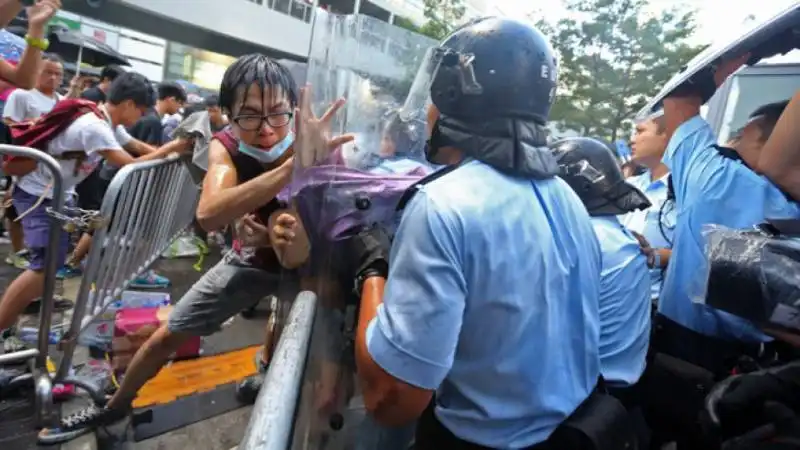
[47,25,130,69]
[0,28,26,63]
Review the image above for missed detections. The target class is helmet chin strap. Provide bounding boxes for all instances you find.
[424,119,444,164]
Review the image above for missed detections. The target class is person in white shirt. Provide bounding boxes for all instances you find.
[619,116,675,303]
[2,53,64,269]
[3,53,63,123]
[0,72,193,352]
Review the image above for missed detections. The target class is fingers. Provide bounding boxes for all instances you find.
[328,133,356,149]
[242,216,268,232]
[320,97,346,124]
[298,85,314,118]
[276,213,296,229]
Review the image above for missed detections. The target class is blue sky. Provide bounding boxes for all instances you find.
[490,0,797,46]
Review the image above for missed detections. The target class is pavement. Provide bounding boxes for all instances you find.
[0,242,274,450]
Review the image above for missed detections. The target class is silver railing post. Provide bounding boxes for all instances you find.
[238,291,318,450]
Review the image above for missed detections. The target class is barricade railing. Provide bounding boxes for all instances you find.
[238,291,318,450]
[0,144,65,426]
[53,155,200,401]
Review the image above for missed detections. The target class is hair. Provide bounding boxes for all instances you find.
[749,100,789,142]
[107,72,156,108]
[218,54,298,116]
[100,64,125,82]
[204,94,220,108]
[157,81,187,102]
[41,53,63,65]
[182,102,207,117]
[652,115,666,134]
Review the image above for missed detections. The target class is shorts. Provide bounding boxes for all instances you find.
[167,251,298,336]
[76,168,109,211]
[13,188,71,271]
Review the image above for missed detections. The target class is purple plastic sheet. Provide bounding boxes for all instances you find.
[285,164,427,242]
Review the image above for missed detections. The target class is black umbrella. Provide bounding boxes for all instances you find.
[47,25,130,68]
[6,24,130,69]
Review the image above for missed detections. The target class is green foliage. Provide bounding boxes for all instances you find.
[533,0,707,141]
[418,0,466,41]
[394,16,420,33]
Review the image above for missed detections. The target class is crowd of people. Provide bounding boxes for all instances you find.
[0,1,796,449]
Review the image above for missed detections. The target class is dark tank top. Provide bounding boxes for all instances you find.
[213,127,286,272]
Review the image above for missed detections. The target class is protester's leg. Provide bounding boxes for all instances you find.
[40,254,282,443]
[0,190,69,340]
[5,203,29,269]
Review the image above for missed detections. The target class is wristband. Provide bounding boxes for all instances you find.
[24,35,49,51]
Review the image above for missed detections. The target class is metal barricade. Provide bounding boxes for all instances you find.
[54,155,200,400]
[239,291,318,450]
[0,145,65,426]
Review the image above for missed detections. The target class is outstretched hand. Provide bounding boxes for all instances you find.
[294,84,355,168]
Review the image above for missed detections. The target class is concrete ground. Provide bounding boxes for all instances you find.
[0,242,274,450]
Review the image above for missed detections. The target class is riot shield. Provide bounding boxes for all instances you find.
[286,11,436,450]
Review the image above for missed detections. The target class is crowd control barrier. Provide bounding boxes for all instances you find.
[51,154,200,412]
[239,291,318,450]
[0,145,65,426]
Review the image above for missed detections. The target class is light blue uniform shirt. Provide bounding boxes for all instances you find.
[619,172,676,300]
[591,216,651,386]
[368,156,431,175]
[659,116,800,342]
[366,160,602,448]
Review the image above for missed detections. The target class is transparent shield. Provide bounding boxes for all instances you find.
[286,11,436,450]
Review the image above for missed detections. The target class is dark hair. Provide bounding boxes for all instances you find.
[41,53,63,65]
[107,72,155,108]
[204,94,220,108]
[750,100,789,142]
[100,65,125,82]
[183,102,207,117]
[218,54,298,116]
[157,81,187,102]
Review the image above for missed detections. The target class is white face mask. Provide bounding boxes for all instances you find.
[238,131,294,163]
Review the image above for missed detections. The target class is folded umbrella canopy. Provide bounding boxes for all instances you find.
[47,25,130,68]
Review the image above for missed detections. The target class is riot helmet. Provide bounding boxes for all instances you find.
[551,137,651,216]
[400,17,560,179]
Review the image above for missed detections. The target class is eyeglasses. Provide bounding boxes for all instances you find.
[233,112,293,131]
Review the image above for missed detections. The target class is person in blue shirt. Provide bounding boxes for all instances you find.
[334,18,617,450]
[621,115,675,304]
[654,53,800,375]
[550,137,652,390]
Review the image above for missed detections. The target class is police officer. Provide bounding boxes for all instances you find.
[550,137,652,390]
[340,17,624,450]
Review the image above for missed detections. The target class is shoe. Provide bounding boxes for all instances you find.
[23,296,74,315]
[56,265,83,279]
[5,250,29,269]
[235,347,269,404]
[129,270,171,289]
[38,403,129,444]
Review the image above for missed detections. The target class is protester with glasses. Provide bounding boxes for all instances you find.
[43,54,315,443]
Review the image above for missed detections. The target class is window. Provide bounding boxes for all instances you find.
[290,0,310,22]
[245,0,264,4]
[717,66,800,143]
[273,0,291,14]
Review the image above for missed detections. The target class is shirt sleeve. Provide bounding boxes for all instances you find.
[661,115,718,208]
[3,90,28,122]
[114,125,133,147]
[365,192,467,390]
[80,117,124,154]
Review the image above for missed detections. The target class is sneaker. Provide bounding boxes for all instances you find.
[5,250,29,269]
[235,348,268,404]
[56,265,83,279]
[129,270,171,289]
[3,335,27,354]
[38,404,129,444]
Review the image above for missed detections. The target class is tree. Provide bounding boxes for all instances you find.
[394,16,420,34]
[418,0,465,41]
[532,0,707,141]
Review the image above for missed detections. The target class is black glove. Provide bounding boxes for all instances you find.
[705,362,800,438]
[345,226,391,295]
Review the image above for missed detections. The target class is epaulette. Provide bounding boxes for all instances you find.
[396,164,459,212]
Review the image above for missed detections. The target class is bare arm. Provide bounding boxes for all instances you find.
[196,139,293,232]
[122,138,157,156]
[758,90,800,200]
[0,0,22,29]
[97,138,192,168]
[0,0,62,90]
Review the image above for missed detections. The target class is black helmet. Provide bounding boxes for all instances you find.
[430,17,558,124]
[550,137,651,216]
